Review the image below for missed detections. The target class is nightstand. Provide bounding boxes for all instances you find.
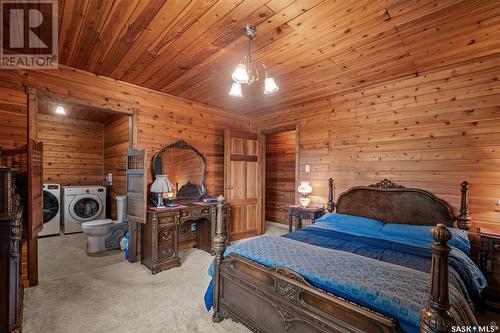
[288,205,325,232]
[478,227,500,303]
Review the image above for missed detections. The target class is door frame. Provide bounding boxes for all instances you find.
[25,87,140,286]
[29,88,139,143]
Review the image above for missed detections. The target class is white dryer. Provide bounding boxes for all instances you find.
[39,184,61,237]
[63,186,106,234]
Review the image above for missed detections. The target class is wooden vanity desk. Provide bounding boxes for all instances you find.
[142,139,231,274]
[141,201,231,274]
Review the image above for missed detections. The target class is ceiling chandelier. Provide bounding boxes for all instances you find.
[229,25,279,97]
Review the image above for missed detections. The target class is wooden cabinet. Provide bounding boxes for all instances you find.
[142,210,180,274]
[479,227,500,303]
[0,167,23,333]
[141,203,231,274]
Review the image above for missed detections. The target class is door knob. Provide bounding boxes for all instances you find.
[225,185,233,190]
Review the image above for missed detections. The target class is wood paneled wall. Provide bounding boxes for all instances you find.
[104,116,129,219]
[265,130,296,224]
[38,114,104,186]
[0,64,251,196]
[0,65,250,286]
[253,54,500,230]
[0,87,27,171]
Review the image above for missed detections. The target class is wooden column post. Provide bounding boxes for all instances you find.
[420,224,455,333]
[457,181,471,230]
[212,196,227,323]
[26,86,40,287]
[327,178,335,213]
[127,109,140,263]
[26,86,38,140]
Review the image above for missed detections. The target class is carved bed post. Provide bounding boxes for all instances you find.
[212,196,227,323]
[327,178,335,213]
[420,224,456,333]
[456,181,471,230]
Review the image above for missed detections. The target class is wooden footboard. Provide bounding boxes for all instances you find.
[219,253,400,333]
[212,179,468,333]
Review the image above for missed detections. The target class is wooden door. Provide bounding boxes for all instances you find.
[28,139,43,237]
[126,149,147,263]
[224,130,265,241]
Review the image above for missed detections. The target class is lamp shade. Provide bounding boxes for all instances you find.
[298,181,312,195]
[232,63,249,84]
[264,77,279,95]
[151,175,173,194]
[228,82,243,97]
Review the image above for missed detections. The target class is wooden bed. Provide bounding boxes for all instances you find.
[211,179,473,333]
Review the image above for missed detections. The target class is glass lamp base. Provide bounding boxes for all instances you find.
[156,193,164,208]
[299,196,311,207]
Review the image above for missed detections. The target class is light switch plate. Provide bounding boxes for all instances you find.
[305,164,310,173]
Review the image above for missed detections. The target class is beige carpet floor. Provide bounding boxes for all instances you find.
[23,222,288,333]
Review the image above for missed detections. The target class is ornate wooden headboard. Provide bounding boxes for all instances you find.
[326,178,472,230]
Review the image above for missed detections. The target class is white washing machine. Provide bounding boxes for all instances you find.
[39,184,61,237]
[63,186,106,234]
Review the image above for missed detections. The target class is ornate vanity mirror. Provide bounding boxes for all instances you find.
[151,140,206,201]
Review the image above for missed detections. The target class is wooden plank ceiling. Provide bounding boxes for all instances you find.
[58,0,500,114]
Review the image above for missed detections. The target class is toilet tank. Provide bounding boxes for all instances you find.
[116,195,127,222]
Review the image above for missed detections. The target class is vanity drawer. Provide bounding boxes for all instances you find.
[157,214,177,226]
[179,207,211,222]
[157,226,178,262]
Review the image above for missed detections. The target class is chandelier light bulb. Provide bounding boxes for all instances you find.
[229,26,279,97]
[55,105,66,115]
[264,76,279,95]
[231,63,249,84]
[228,82,243,97]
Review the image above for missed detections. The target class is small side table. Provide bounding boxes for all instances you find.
[288,205,325,232]
[479,227,500,273]
[478,228,500,311]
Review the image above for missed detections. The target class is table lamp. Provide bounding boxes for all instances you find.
[151,175,173,208]
[298,181,312,207]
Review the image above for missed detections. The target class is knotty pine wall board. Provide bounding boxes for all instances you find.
[265,130,296,224]
[0,65,251,199]
[0,86,28,171]
[104,115,129,219]
[253,54,500,230]
[38,114,104,186]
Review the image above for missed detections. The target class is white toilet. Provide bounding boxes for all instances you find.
[82,195,127,254]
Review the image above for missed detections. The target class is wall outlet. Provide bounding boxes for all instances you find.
[305,164,310,173]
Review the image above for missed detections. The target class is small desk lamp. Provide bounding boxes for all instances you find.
[151,175,173,208]
[298,181,313,207]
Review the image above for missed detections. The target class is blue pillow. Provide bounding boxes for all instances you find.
[315,213,384,231]
[381,223,470,255]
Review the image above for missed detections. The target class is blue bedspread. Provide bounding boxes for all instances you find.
[287,222,485,306]
[204,221,485,333]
